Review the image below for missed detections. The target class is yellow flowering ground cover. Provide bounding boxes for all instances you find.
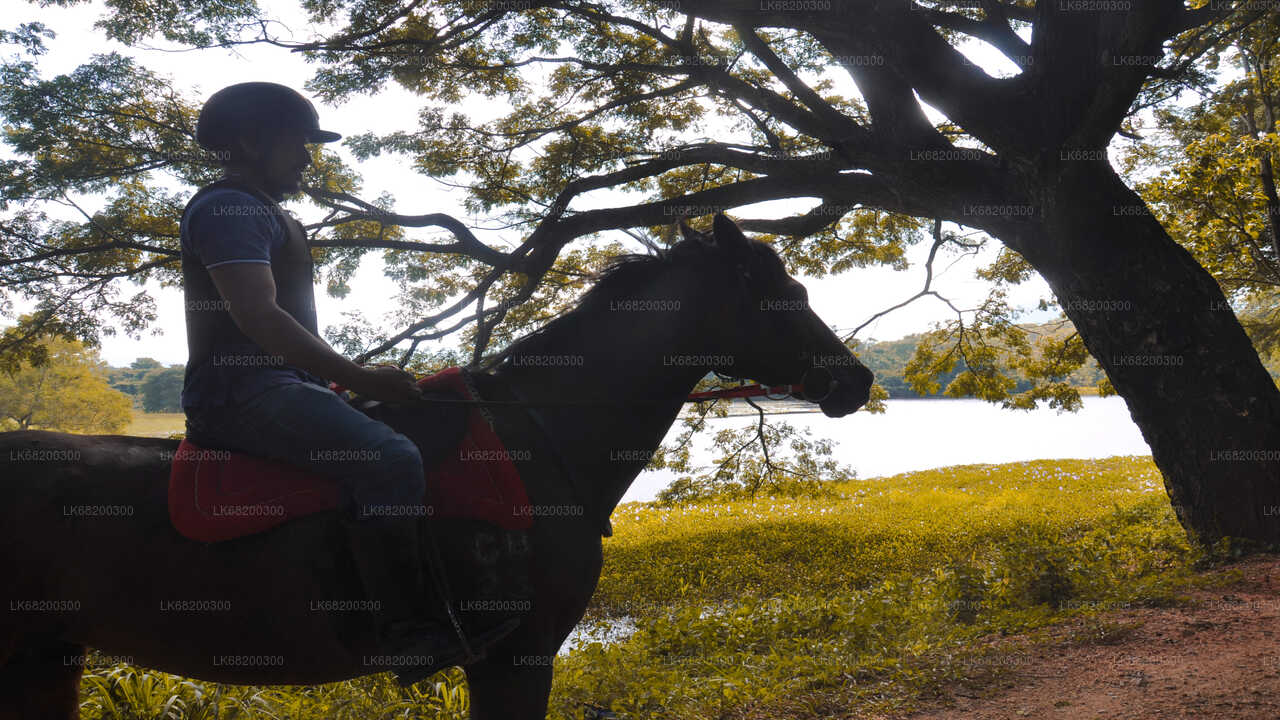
[550,456,1197,718]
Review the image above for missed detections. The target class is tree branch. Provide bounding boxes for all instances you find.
[303,187,515,269]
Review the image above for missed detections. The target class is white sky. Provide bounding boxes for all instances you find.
[8,1,1064,366]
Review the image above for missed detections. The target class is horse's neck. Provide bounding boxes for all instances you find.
[499,360,703,526]
[494,276,713,524]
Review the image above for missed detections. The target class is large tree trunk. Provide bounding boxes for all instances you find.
[1010,159,1280,546]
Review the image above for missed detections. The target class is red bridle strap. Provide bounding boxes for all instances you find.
[685,384,801,402]
[331,367,807,405]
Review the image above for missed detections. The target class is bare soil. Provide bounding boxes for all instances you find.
[902,554,1280,720]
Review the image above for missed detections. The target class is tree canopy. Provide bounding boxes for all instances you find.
[0,335,133,432]
[2,0,1253,400]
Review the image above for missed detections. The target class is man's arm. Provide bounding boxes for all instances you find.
[208,262,421,403]
[209,261,361,386]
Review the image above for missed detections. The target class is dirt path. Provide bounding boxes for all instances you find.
[903,555,1280,720]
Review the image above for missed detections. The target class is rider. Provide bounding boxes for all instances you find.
[179,82,507,678]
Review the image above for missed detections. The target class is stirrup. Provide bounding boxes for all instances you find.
[391,521,524,686]
[419,519,480,660]
[391,616,521,686]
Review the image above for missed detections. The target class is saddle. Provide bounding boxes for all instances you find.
[168,367,533,543]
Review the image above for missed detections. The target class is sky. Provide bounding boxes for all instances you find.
[7,1,1063,367]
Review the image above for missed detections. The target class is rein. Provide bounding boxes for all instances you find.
[331,367,834,408]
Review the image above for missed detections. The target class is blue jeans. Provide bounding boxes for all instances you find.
[185,381,425,518]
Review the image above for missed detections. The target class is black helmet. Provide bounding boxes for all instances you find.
[196,82,341,151]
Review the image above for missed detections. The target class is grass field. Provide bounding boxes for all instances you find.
[123,410,185,438]
[79,456,1204,720]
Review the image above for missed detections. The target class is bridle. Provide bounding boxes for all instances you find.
[331,365,836,408]
[690,366,836,404]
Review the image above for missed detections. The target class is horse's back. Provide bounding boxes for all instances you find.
[0,430,178,569]
[0,430,374,683]
[0,429,179,470]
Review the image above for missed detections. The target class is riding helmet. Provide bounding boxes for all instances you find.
[196,82,341,151]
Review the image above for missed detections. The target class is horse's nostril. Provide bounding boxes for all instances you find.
[801,366,835,401]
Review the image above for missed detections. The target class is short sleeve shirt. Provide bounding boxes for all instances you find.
[182,188,286,269]
[180,188,323,409]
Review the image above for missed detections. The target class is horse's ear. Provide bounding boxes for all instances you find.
[712,213,751,258]
[679,221,712,246]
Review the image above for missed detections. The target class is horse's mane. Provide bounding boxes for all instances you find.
[487,238,722,369]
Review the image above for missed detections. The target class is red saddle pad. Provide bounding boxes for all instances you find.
[169,367,532,543]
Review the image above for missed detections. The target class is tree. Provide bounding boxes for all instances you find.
[139,364,183,413]
[1119,11,1280,362]
[0,336,133,432]
[1,2,1278,545]
[106,356,166,400]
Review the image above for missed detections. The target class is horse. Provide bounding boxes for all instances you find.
[0,214,873,719]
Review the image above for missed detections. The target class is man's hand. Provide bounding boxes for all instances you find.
[346,365,424,405]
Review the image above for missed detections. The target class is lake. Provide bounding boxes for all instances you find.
[620,395,1152,504]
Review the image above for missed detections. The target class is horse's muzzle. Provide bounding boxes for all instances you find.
[815,364,873,418]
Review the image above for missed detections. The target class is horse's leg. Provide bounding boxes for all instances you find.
[0,641,84,720]
[464,626,556,720]
[464,560,601,719]
[0,628,16,670]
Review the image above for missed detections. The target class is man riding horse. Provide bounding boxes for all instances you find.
[180,81,514,679]
[0,138,873,714]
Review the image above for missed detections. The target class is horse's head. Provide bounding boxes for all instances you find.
[678,214,873,418]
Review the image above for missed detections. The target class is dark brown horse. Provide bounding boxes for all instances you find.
[0,215,872,719]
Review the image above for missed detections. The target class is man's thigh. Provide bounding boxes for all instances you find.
[192,381,421,481]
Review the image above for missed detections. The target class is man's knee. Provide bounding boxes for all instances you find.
[340,428,427,516]
[379,432,424,487]
[368,431,425,501]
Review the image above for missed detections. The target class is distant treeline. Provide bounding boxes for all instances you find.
[107,359,183,413]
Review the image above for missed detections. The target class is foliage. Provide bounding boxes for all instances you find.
[654,414,855,505]
[857,321,1109,401]
[1118,12,1280,356]
[105,359,157,400]
[139,364,183,412]
[552,457,1196,718]
[0,335,132,432]
[80,663,472,720]
[105,359,184,411]
[902,291,1091,411]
